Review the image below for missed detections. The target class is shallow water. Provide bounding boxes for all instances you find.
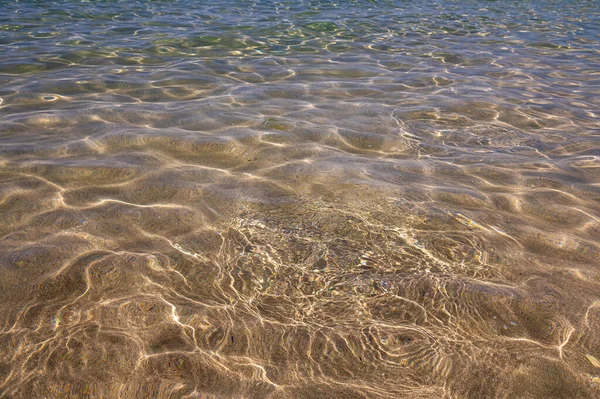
[1,0,600,397]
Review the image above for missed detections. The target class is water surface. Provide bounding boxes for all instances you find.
[1,0,600,397]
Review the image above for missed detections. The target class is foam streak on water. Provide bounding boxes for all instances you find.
[1,0,600,398]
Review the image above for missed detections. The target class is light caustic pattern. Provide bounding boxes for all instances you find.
[1,0,600,398]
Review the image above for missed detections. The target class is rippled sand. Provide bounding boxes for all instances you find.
[1,0,600,398]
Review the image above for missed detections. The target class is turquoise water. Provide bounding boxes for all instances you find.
[1,1,600,398]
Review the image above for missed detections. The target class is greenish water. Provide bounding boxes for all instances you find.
[1,0,600,398]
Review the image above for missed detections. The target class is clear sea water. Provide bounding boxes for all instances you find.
[1,0,600,398]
